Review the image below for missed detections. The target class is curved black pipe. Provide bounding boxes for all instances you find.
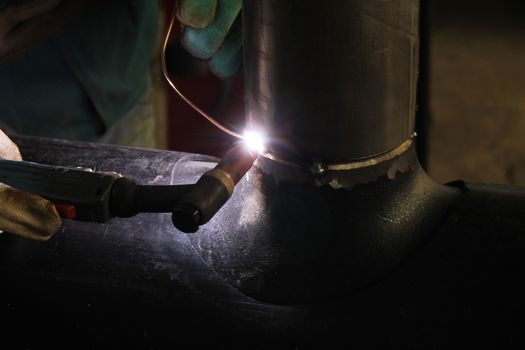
[186,0,428,303]
[2,136,525,347]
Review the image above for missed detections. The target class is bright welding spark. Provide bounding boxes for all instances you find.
[243,130,267,154]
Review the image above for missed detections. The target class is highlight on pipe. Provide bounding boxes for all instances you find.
[242,129,267,155]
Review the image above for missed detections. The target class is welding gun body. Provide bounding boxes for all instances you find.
[0,160,122,222]
[0,145,255,232]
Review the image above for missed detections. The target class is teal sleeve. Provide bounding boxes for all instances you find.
[55,0,160,127]
[0,0,160,140]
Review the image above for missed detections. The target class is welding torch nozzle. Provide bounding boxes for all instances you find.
[172,145,257,233]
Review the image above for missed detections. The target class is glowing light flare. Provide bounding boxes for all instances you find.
[243,130,267,154]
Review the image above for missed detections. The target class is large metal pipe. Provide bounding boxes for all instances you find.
[244,0,419,162]
[183,0,461,303]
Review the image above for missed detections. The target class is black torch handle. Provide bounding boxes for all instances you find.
[109,176,193,218]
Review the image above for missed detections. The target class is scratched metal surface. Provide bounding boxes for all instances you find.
[1,135,525,348]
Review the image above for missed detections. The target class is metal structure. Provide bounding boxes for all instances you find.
[244,0,418,162]
[189,0,455,302]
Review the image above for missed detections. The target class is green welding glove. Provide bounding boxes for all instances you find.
[177,0,242,79]
[0,130,62,241]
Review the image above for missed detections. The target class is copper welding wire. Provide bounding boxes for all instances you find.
[161,8,243,140]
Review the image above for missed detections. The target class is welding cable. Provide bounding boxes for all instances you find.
[161,8,243,140]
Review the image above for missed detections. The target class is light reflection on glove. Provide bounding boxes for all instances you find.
[177,0,242,79]
[0,130,61,241]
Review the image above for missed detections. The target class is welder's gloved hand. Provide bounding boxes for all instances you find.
[0,130,61,241]
[177,0,242,79]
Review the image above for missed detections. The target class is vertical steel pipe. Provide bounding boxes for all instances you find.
[243,0,419,162]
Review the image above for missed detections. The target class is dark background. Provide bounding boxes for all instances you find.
[426,0,525,186]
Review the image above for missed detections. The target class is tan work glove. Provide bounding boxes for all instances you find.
[0,130,62,240]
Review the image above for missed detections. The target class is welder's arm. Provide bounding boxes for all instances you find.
[178,0,242,78]
[0,0,95,64]
[0,130,61,241]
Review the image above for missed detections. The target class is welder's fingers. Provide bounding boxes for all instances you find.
[0,129,22,161]
[0,186,62,241]
[181,0,240,59]
[177,0,217,29]
[208,18,242,79]
[0,130,62,240]
[179,0,242,78]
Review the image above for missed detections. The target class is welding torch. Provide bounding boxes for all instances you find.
[0,144,257,233]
